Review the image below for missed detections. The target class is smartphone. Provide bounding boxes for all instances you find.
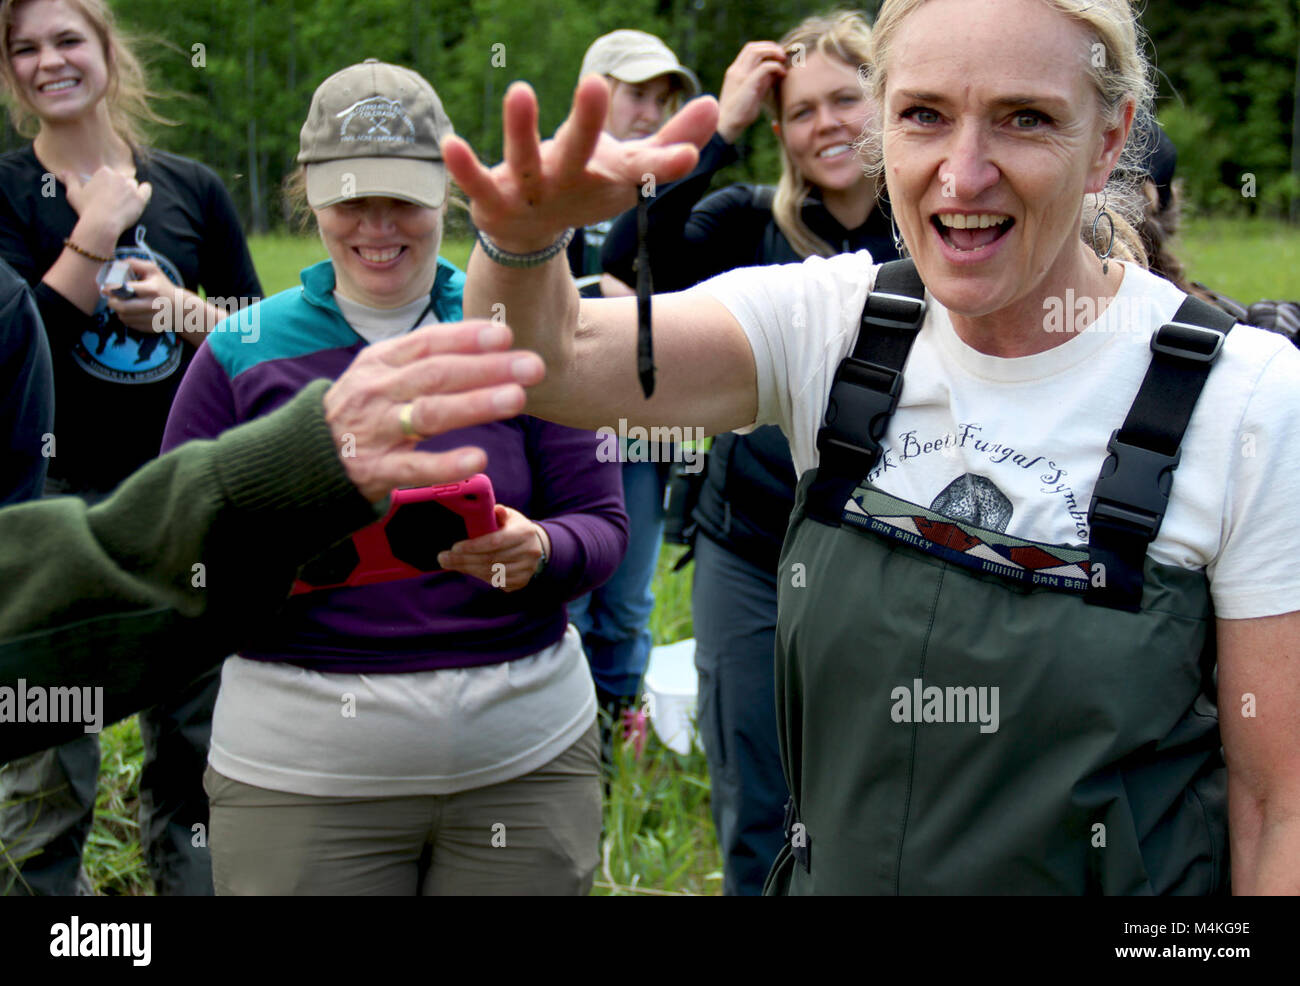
[292,473,499,594]
[96,258,136,299]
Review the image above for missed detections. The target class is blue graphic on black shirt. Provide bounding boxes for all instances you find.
[73,227,184,384]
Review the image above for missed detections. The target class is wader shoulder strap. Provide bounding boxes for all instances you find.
[807,258,927,522]
[1085,295,1236,611]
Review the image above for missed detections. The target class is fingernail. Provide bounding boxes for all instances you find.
[457,451,481,471]
[478,324,509,348]
[493,386,519,411]
[510,356,537,380]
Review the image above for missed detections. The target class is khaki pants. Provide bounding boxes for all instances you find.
[205,723,601,895]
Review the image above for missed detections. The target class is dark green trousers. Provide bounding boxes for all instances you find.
[765,472,1227,895]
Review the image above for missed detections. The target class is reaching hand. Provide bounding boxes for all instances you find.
[717,41,789,144]
[322,320,545,503]
[62,166,152,238]
[443,76,719,254]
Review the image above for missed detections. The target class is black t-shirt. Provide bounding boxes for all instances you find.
[0,145,262,492]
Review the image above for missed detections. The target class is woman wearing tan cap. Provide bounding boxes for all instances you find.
[161,61,627,896]
[564,29,701,772]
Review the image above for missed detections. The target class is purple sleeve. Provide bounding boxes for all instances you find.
[160,341,240,453]
[524,416,629,602]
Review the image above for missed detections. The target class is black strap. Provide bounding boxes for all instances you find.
[782,796,811,873]
[1085,295,1235,611]
[807,258,927,521]
[635,193,655,398]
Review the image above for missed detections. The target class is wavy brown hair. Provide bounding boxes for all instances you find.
[763,10,875,259]
[0,0,170,147]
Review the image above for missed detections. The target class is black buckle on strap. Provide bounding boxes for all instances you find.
[782,796,811,873]
[862,291,926,331]
[1088,430,1181,542]
[1150,321,1225,363]
[816,357,903,465]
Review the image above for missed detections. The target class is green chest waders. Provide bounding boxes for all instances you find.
[764,261,1236,895]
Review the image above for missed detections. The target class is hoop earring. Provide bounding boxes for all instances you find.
[1091,189,1114,275]
[889,212,905,257]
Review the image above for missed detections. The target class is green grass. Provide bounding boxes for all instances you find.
[251,232,473,296]
[66,547,715,897]
[13,216,1293,897]
[86,720,154,896]
[1178,217,1299,302]
[252,219,1299,304]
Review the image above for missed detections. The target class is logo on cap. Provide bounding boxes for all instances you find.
[336,97,416,145]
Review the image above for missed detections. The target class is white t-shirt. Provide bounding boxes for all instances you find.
[209,297,596,797]
[210,626,595,797]
[699,253,1300,620]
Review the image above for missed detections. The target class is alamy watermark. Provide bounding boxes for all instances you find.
[0,679,104,733]
[890,678,1000,734]
[595,418,706,474]
[1042,290,1179,335]
[50,917,150,966]
[151,295,261,342]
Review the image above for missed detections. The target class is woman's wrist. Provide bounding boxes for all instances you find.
[68,217,120,259]
[532,523,552,577]
[717,120,745,145]
[477,227,574,268]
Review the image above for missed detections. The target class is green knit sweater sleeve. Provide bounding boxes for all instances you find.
[0,380,381,760]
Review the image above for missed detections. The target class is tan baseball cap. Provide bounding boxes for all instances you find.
[298,59,452,209]
[579,30,699,96]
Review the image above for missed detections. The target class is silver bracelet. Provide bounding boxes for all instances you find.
[476,227,575,269]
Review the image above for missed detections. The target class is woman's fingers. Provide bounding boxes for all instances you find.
[445,526,534,558]
[396,350,544,405]
[371,446,489,492]
[502,82,544,191]
[443,135,502,208]
[652,95,719,149]
[374,319,515,367]
[552,75,612,182]
[123,258,161,278]
[401,379,529,438]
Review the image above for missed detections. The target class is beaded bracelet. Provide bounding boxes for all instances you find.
[63,238,113,264]
[476,228,574,269]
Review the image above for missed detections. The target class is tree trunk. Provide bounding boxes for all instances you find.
[245,0,265,234]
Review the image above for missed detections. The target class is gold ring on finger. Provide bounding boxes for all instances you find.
[399,401,420,439]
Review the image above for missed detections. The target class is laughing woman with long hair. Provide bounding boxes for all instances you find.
[0,0,261,896]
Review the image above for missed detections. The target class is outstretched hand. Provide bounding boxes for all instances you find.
[443,76,718,254]
[323,320,545,503]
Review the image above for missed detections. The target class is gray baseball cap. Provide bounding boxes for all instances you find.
[579,30,699,96]
[299,59,452,209]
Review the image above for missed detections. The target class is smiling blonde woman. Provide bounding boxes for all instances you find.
[598,10,901,896]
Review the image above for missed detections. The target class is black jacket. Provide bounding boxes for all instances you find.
[0,256,53,504]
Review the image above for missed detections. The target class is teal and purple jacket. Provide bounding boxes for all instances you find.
[161,258,628,674]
